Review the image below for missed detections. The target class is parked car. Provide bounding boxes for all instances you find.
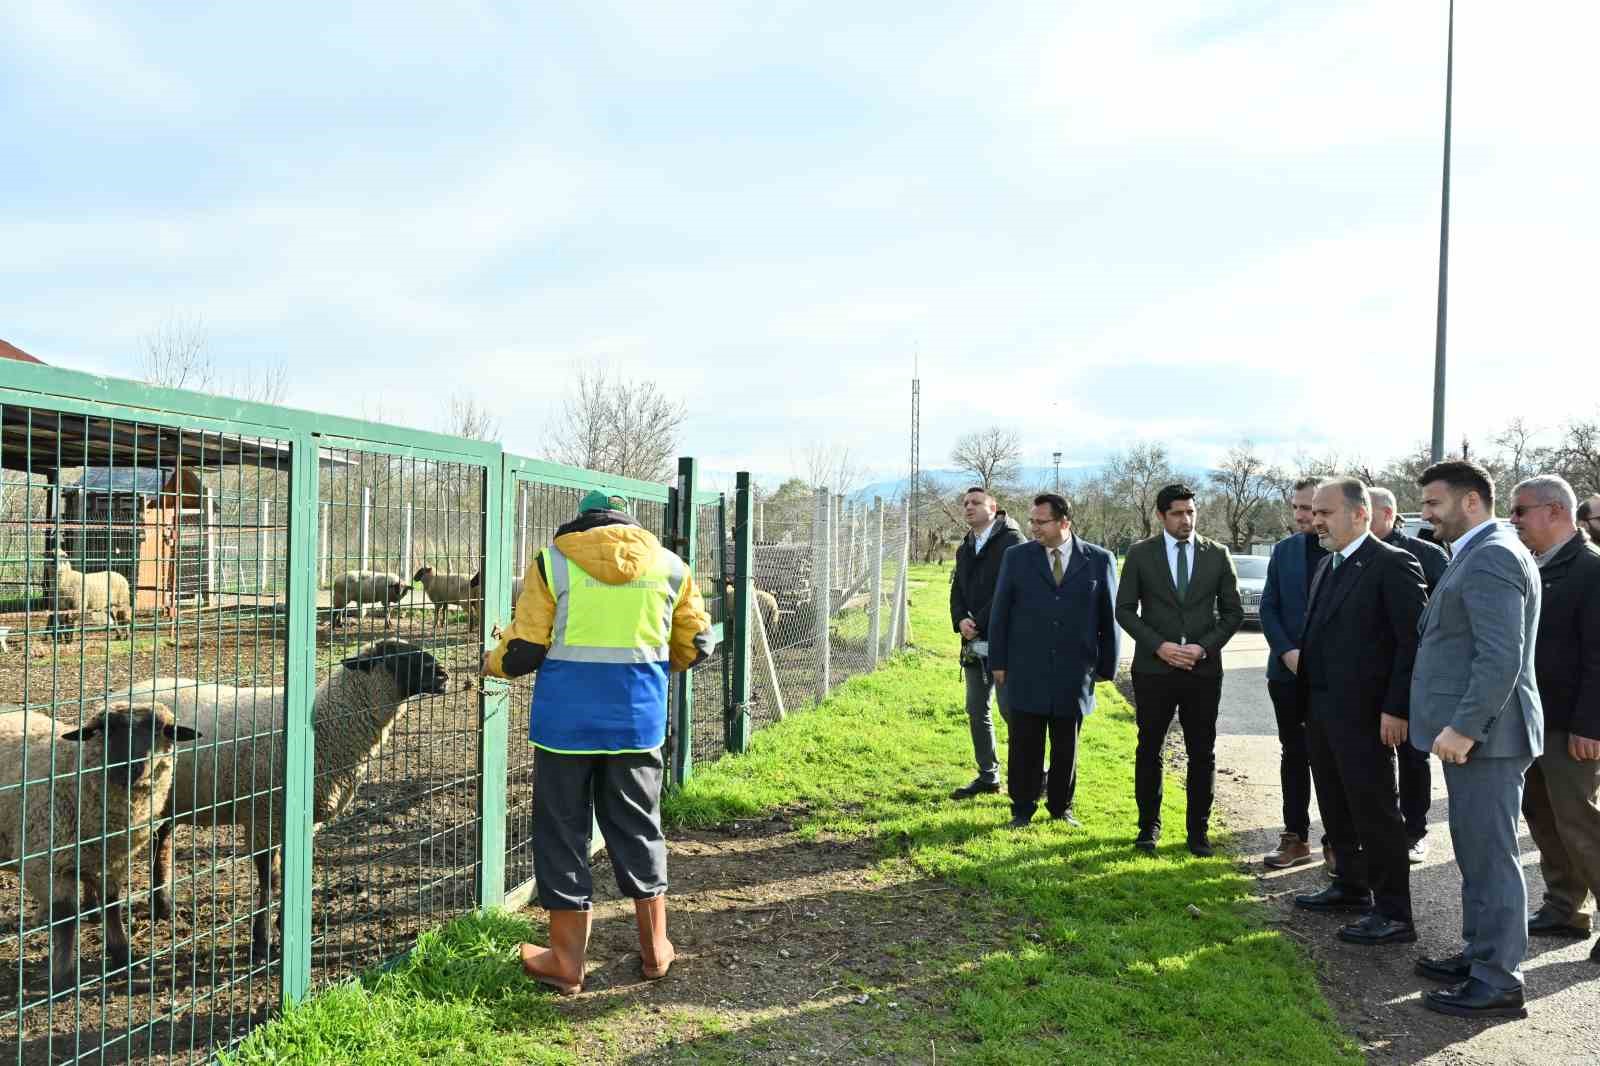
[1398,512,1439,543]
[1232,554,1268,624]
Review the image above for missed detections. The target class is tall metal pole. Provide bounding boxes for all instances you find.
[1431,0,1455,464]
[1052,451,1062,493]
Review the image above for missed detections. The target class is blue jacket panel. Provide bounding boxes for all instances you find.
[987,536,1120,719]
[1260,533,1312,683]
[531,658,668,752]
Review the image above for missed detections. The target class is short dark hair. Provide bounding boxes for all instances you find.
[1578,499,1592,523]
[1032,493,1071,521]
[1293,476,1325,493]
[1417,459,1495,509]
[962,485,991,501]
[1155,483,1197,514]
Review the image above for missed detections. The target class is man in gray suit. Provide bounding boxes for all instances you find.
[1410,460,1544,1019]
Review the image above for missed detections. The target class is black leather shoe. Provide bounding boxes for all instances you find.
[1590,937,1599,964]
[951,778,1002,800]
[1415,953,1471,982]
[1337,913,1417,945]
[1527,908,1590,939]
[1187,836,1215,858]
[1133,832,1158,853]
[1051,809,1082,827]
[1294,884,1375,913]
[1421,977,1526,1019]
[1007,814,1033,829]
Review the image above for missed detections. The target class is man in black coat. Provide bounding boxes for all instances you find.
[1292,478,1427,945]
[1509,475,1600,962]
[987,493,1120,828]
[1371,486,1449,862]
[948,486,1025,799]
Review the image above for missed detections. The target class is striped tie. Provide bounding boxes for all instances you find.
[1052,548,1063,585]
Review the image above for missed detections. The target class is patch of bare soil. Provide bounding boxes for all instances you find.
[546,810,1016,1065]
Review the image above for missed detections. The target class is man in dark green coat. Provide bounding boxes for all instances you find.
[1114,483,1244,856]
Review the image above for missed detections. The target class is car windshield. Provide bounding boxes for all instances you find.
[1232,556,1269,580]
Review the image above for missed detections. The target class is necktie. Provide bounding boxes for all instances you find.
[1331,551,1342,571]
[1175,540,1189,599]
[1052,548,1063,585]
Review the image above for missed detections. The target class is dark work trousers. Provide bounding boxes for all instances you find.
[1132,671,1223,840]
[1007,709,1081,821]
[1267,679,1312,842]
[532,746,668,911]
[1397,741,1432,843]
[1306,691,1413,923]
[963,660,1010,785]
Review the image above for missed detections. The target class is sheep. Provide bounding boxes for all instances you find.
[124,639,448,958]
[0,702,199,989]
[469,569,525,626]
[329,569,407,628]
[724,580,780,636]
[412,565,480,627]
[44,549,132,641]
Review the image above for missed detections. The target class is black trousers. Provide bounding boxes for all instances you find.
[1306,691,1412,923]
[1008,709,1080,820]
[1268,679,1312,842]
[1397,740,1432,842]
[1132,671,1222,840]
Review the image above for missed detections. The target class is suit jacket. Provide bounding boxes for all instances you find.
[1384,528,1449,592]
[1531,533,1600,738]
[1409,521,1544,759]
[1114,532,1243,677]
[949,512,1025,638]
[1295,536,1427,729]
[987,535,1120,718]
[1260,532,1316,683]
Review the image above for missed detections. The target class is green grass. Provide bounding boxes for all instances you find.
[223,564,1356,1065]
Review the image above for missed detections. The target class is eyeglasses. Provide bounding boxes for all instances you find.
[1027,517,1063,527]
[1509,502,1558,518]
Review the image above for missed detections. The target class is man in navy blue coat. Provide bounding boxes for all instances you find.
[988,493,1121,829]
[1259,476,1328,868]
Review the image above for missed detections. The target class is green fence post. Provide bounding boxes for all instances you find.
[729,473,753,754]
[478,456,509,909]
[280,432,320,1008]
[672,456,698,786]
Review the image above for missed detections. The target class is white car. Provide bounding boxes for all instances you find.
[1232,554,1269,623]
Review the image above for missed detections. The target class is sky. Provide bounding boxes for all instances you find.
[3,1,1596,491]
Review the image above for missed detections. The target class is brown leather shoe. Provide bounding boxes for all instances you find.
[1264,833,1314,869]
[520,909,590,995]
[635,894,675,980]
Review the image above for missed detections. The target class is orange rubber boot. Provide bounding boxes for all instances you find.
[519,908,590,995]
[635,895,675,979]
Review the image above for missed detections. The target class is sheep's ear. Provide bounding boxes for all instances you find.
[60,718,105,742]
[341,652,379,673]
[164,723,201,742]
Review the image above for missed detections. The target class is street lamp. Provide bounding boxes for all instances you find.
[1431,0,1455,463]
[1052,451,1062,493]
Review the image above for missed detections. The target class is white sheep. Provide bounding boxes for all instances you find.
[124,639,448,958]
[329,570,407,628]
[412,565,479,627]
[469,569,524,626]
[45,549,133,640]
[0,702,198,989]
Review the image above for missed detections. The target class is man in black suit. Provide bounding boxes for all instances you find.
[1115,483,1244,856]
[1371,486,1449,863]
[1292,478,1428,945]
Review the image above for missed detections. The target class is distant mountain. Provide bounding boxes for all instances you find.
[852,463,1210,502]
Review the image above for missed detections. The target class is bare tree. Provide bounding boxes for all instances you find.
[949,426,1022,491]
[443,392,502,442]
[1106,443,1177,538]
[139,312,288,403]
[793,442,869,497]
[1207,443,1282,551]
[544,363,686,483]
[1554,416,1600,497]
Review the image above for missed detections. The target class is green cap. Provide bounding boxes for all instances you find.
[578,490,629,514]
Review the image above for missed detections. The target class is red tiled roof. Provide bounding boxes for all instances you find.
[1,340,47,365]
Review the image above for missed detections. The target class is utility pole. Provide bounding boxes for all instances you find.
[1430,0,1455,464]
[908,356,920,561]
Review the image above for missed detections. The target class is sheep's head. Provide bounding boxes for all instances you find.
[341,640,449,699]
[61,701,200,792]
[469,570,481,588]
[388,580,408,602]
[411,566,433,583]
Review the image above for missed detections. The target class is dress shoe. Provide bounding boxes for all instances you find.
[1264,833,1313,869]
[1590,937,1599,964]
[1294,884,1374,913]
[1407,837,1428,864]
[1527,907,1590,939]
[1133,832,1158,853]
[951,778,1001,800]
[1337,913,1417,946]
[1050,809,1082,828]
[1322,841,1334,873]
[1007,814,1033,830]
[1421,977,1526,1019]
[1415,953,1471,983]
[1187,836,1215,858]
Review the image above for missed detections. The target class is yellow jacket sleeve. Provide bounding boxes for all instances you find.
[668,571,714,673]
[482,558,556,679]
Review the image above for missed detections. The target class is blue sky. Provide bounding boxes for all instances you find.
[3,1,1595,490]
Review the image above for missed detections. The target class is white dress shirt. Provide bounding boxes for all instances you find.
[1330,530,1370,567]
[971,518,997,556]
[1162,530,1196,587]
[1446,517,1496,562]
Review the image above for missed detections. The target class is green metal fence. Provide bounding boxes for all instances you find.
[0,359,903,1064]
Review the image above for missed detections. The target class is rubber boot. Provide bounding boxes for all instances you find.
[519,908,590,995]
[635,894,675,979]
